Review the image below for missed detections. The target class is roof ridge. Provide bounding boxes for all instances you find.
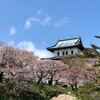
[58,37,79,42]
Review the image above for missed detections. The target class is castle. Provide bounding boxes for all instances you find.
[47,36,84,60]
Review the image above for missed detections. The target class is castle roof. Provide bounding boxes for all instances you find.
[47,37,84,52]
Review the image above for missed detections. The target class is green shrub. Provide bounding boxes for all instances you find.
[74,82,100,100]
[0,83,69,100]
[32,84,68,100]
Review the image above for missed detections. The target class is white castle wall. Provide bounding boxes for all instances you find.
[54,47,82,57]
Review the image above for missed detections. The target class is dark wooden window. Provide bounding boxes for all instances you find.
[66,51,68,55]
[62,51,65,55]
[71,50,73,54]
[57,52,59,56]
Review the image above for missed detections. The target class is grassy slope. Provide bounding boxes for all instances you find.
[0,82,100,100]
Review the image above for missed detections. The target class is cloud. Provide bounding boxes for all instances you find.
[25,20,32,29]
[17,41,53,58]
[17,41,35,51]
[24,15,52,29]
[9,27,16,35]
[41,16,52,26]
[24,17,40,29]
[24,10,68,29]
[53,17,68,27]
[24,9,53,29]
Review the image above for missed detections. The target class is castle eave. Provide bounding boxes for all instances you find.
[47,44,84,53]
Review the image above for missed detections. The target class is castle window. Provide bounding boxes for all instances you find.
[66,51,68,55]
[71,50,73,54]
[57,52,59,56]
[62,51,65,55]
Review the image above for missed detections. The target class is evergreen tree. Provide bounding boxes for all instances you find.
[91,36,100,88]
[81,36,100,88]
[91,36,100,67]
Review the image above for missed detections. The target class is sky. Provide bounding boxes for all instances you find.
[0,0,100,58]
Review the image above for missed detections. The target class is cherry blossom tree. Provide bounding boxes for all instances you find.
[61,57,96,91]
[0,42,37,94]
[61,57,85,91]
[45,60,65,85]
[33,60,49,84]
[32,59,65,85]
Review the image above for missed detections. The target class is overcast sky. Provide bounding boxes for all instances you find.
[0,0,100,58]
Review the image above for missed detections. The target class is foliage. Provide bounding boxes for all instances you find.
[74,82,100,100]
[33,59,65,85]
[82,48,96,58]
[34,84,68,99]
[0,42,37,95]
[61,57,88,92]
[0,83,69,100]
[0,82,100,100]
[0,83,8,100]
[75,35,100,99]
[0,39,100,100]
[91,36,100,87]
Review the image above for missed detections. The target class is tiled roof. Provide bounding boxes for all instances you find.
[47,37,84,52]
[54,38,80,48]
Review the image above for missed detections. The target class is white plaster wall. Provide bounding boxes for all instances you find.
[54,47,82,57]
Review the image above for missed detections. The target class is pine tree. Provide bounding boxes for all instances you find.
[91,36,100,67]
[91,36,100,88]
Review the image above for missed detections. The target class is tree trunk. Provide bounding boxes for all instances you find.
[37,78,42,84]
[0,72,4,83]
[70,82,77,92]
[49,77,53,85]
